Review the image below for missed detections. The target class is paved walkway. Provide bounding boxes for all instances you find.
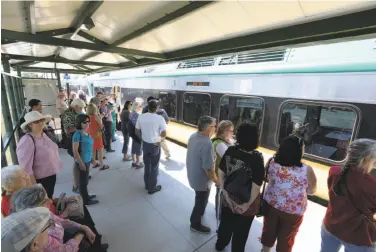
[55,132,339,252]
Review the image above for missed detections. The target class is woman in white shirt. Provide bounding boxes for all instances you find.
[212,120,234,219]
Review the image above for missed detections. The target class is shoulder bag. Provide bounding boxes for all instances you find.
[56,192,85,220]
[256,157,272,217]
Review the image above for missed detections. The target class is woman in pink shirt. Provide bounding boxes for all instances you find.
[17,111,63,198]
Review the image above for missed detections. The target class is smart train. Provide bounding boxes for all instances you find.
[69,39,376,203]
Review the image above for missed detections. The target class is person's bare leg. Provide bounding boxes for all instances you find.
[136,155,140,165]
[132,154,136,164]
[99,148,104,166]
[91,149,97,165]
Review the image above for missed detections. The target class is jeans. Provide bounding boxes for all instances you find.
[216,206,255,252]
[190,189,211,227]
[143,141,161,191]
[36,174,57,198]
[76,162,90,204]
[121,128,130,154]
[103,120,112,150]
[321,225,376,252]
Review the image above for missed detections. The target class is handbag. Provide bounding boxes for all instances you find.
[256,157,272,217]
[56,193,85,219]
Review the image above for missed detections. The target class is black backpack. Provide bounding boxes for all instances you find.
[223,147,255,204]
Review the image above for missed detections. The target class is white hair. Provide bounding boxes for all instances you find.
[132,101,142,112]
[1,165,22,191]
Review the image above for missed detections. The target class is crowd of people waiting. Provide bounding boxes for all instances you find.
[1,91,172,252]
[187,116,376,252]
[1,89,375,252]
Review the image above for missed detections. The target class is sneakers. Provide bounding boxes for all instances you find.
[132,163,144,169]
[148,185,162,194]
[89,195,96,200]
[190,224,211,234]
[122,157,132,162]
[106,149,115,153]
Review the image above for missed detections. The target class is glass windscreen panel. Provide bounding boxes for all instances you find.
[220,96,264,133]
[183,93,211,125]
[278,102,357,161]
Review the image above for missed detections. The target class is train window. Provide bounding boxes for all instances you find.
[278,102,358,162]
[219,95,264,132]
[159,91,176,119]
[183,93,211,126]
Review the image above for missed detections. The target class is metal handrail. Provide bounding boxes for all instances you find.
[1,107,28,152]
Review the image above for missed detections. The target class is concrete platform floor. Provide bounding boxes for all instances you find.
[54,132,338,252]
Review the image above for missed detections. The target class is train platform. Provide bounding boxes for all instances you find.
[54,132,333,252]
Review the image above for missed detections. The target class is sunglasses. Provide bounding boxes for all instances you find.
[83,120,90,124]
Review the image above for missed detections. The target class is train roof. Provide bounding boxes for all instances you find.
[88,38,376,81]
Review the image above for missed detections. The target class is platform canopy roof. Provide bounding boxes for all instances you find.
[1,0,376,74]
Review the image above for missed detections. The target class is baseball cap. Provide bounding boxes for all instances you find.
[2,207,51,252]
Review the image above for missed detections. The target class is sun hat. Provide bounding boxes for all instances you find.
[21,111,52,131]
[1,207,51,252]
[70,98,86,108]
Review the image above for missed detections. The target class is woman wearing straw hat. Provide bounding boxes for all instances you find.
[16,111,63,198]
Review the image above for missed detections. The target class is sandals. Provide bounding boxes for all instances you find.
[92,163,100,168]
[99,164,110,171]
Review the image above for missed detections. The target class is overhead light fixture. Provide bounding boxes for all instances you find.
[80,17,95,31]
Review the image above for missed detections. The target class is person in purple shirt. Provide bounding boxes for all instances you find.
[101,98,115,152]
[16,111,63,198]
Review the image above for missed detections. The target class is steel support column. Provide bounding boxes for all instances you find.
[16,68,25,108]
[1,75,18,164]
[1,138,8,167]
[55,68,62,91]
[11,77,22,116]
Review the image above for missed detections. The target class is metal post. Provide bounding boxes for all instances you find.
[10,76,21,119]
[17,79,24,110]
[56,68,62,91]
[1,74,18,164]
[17,68,26,108]
[1,138,8,168]
[66,82,70,102]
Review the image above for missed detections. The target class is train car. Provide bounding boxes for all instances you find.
[84,39,376,204]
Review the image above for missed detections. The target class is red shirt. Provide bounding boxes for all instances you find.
[1,195,57,217]
[324,166,376,247]
[1,195,11,217]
